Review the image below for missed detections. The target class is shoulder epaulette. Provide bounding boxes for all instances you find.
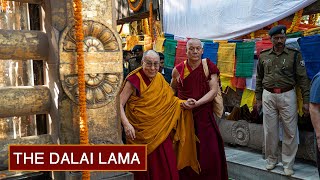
[260,48,272,53]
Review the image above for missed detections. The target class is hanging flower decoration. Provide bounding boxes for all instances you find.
[287,9,303,33]
[149,2,154,42]
[73,0,90,179]
[128,0,144,12]
[1,0,7,12]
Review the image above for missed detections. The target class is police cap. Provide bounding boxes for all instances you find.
[268,25,287,37]
[132,45,143,52]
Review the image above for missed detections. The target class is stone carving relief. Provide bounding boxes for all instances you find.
[231,120,250,146]
[60,20,122,108]
[63,20,119,52]
[63,73,120,108]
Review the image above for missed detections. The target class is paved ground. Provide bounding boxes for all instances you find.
[226,146,319,180]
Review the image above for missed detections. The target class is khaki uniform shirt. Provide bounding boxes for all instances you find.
[256,47,310,103]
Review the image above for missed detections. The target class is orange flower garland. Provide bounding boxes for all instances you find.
[128,0,144,12]
[287,9,303,33]
[1,0,7,12]
[73,0,90,179]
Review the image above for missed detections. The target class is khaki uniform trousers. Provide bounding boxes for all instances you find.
[262,89,298,170]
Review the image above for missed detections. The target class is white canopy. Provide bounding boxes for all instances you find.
[163,0,316,40]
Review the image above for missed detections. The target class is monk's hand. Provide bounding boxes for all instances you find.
[181,99,197,109]
[303,103,309,115]
[124,122,136,140]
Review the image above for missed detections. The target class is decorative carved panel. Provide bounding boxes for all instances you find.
[59,20,122,109]
[63,73,120,108]
[231,120,250,146]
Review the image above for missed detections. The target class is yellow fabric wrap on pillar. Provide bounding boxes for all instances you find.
[154,37,165,52]
[125,68,200,173]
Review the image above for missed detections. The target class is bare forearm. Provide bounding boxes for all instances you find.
[197,89,217,106]
[120,104,130,126]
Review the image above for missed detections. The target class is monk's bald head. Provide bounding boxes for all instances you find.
[187,38,202,49]
[142,50,160,62]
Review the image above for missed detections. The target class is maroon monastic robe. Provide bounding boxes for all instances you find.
[126,69,179,180]
[176,59,228,180]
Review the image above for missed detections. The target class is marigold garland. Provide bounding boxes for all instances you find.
[149,2,154,42]
[287,9,303,33]
[128,0,144,12]
[1,0,7,12]
[73,0,90,179]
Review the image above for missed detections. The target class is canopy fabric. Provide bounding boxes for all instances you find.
[163,0,316,40]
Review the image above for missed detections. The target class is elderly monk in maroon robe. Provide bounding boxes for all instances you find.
[171,39,228,180]
[120,50,199,180]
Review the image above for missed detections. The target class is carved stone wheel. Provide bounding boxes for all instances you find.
[59,20,122,108]
[231,120,250,146]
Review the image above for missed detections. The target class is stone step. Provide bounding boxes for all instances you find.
[226,146,319,180]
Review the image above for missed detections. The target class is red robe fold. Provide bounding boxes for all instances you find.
[176,59,228,180]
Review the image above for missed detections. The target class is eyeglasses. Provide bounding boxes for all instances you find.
[143,61,160,68]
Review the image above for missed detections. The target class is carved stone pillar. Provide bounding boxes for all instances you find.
[59,0,123,145]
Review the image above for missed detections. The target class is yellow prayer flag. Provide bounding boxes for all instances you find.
[240,89,255,112]
[217,43,236,77]
[220,76,236,92]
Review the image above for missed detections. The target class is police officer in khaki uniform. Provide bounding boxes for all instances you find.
[255,25,310,176]
[128,45,143,73]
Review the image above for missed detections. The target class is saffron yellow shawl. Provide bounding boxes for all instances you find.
[124,67,200,173]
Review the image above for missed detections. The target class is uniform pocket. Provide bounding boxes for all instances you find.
[266,65,272,74]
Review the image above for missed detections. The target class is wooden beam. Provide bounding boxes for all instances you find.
[0,30,48,60]
[6,0,43,4]
[0,86,51,118]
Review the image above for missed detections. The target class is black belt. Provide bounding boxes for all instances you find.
[265,87,294,94]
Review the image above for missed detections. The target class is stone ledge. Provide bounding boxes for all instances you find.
[226,146,319,180]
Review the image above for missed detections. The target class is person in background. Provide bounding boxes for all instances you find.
[123,50,132,79]
[158,52,165,75]
[128,45,143,73]
[309,70,320,177]
[255,25,310,176]
[120,50,199,179]
[171,38,228,180]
